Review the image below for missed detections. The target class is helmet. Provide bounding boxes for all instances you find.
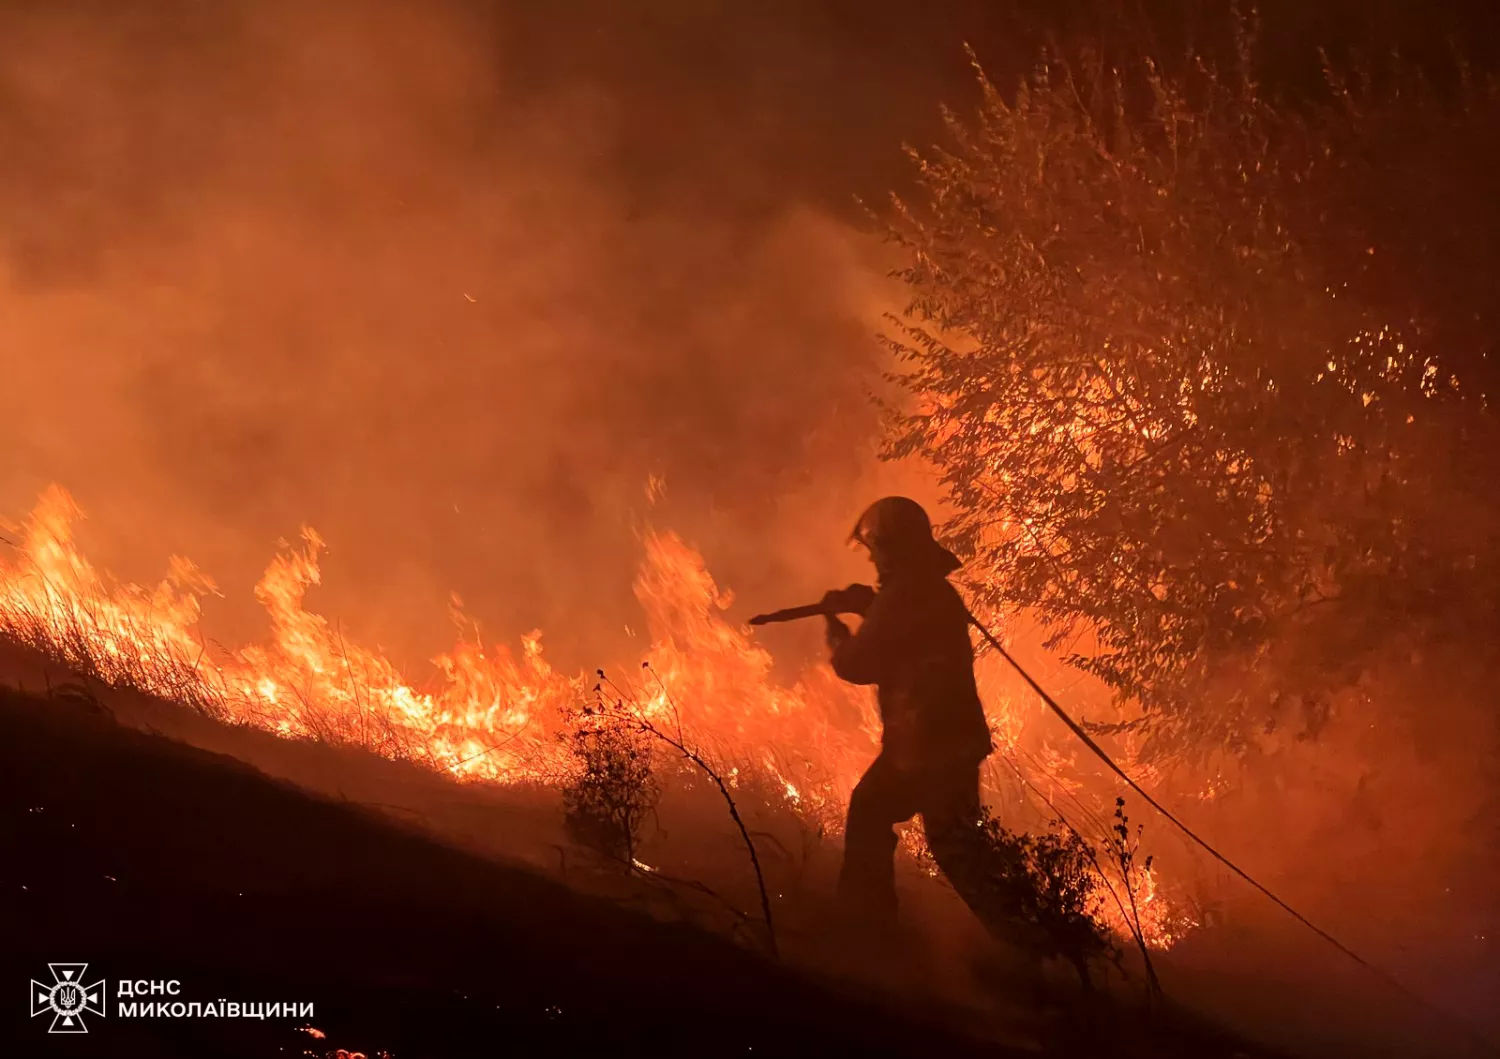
[849,496,935,553]
[849,497,962,577]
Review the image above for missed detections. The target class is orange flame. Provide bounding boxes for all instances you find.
[0,485,1188,948]
[0,486,877,797]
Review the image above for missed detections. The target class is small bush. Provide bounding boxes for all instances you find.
[974,810,1116,988]
[561,708,660,867]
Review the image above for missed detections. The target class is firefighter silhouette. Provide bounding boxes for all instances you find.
[822,497,1001,933]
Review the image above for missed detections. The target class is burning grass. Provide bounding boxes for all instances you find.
[0,484,1190,960]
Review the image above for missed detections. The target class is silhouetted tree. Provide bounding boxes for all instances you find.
[882,15,1500,759]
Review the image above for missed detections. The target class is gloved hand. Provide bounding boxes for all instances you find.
[820,583,876,616]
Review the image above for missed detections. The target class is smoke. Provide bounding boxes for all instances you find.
[0,0,927,669]
[5,4,1497,1054]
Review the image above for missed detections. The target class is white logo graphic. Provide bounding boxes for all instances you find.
[30,963,106,1033]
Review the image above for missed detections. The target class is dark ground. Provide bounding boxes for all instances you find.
[0,681,1286,1058]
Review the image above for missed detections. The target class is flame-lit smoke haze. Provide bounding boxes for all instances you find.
[4,2,1500,1055]
[0,0,950,672]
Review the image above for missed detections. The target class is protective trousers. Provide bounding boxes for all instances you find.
[838,752,1006,932]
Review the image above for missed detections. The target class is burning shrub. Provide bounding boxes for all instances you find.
[588,671,782,957]
[561,706,661,868]
[914,793,1177,994]
[969,810,1116,989]
[1095,798,1166,998]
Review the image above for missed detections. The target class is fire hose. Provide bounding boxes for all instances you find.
[749,597,1499,1053]
[745,603,833,626]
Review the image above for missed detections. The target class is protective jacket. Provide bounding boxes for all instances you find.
[827,568,993,768]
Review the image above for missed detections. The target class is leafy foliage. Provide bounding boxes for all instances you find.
[881,17,1500,759]
[972,808,1115,986]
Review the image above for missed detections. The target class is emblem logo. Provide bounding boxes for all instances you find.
[30,963,106,1033]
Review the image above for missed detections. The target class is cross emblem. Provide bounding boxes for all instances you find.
[31,963,106,1033]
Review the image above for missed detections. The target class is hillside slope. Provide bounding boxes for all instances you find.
[0,685,1021,1057]
[0,681,1292,1058]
